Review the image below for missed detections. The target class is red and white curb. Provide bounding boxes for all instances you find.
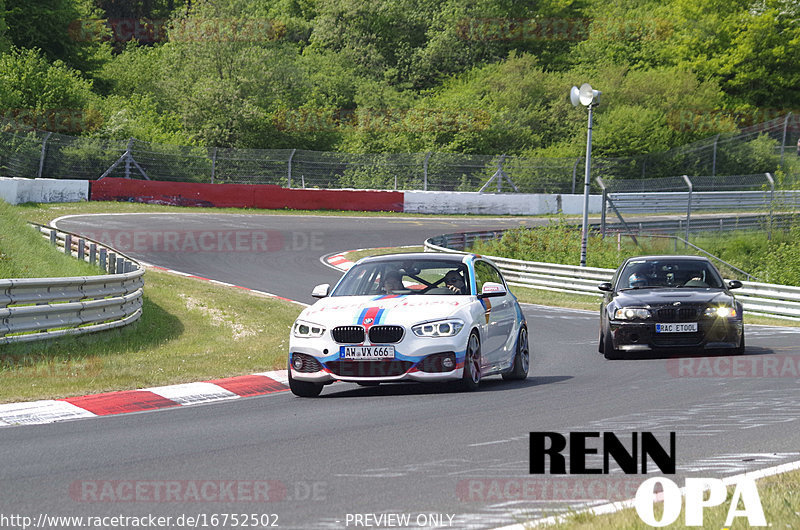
[0,371,290,427]
[322,246,419,272]
[324,253,356,271]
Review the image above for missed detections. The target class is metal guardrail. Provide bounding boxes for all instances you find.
[425,231,800,321]
[0,224,144,344]
[606,191,800,214]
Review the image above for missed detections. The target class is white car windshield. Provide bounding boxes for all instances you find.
[332,259,471,296]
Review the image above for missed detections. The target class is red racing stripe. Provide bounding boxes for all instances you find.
[62,391,180,416]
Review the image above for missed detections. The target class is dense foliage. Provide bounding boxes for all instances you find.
[1,0,799,162]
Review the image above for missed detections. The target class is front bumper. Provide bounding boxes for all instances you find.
[609,317,743,352]
[289,333,468,383]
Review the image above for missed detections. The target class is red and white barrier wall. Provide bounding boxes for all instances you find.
[89,178,604,215]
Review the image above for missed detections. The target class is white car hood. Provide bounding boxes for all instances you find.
[299,295,469,327]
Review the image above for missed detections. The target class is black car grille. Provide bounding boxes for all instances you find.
[332,326,365,344]
[655,307,699,322]
[325,360,414,377]
[652,334,703,347]
[368,325,404,344]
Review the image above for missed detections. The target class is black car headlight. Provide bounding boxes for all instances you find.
[412,319,464,337]
[293,320,326,338]
[613,307,651,320]
[704,306,737,318]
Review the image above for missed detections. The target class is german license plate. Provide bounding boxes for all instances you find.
[655,322,698,333]
[339,345,395,360]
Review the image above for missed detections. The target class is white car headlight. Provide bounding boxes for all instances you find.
[614,307,651,320]
[293,320,326,338]
[412,319,464,337]
[704,306,737,318]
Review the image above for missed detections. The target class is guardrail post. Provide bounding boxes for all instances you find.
[116,257,125,274]
[37,132,52,179]
[572,158,580,194]
[597,177,607,238]
[765,172,775,240]
[78,239,85,261]
[210,147,217,184]
[711,134,720,177]
[780,113,791,168]
[49,230,56,246]
[682,174,692,246]
[287,148,296,188]
[109,253,117,274]
[423,151,431,191]
[100,248,107,271]
[64,234,72,256]
[89,243,97,265]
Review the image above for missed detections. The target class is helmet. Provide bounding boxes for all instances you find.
[629,273,647,288]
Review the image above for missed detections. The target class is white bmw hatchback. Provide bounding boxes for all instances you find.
[288,253,529,397]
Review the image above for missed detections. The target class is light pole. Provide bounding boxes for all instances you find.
[570,83,601,267]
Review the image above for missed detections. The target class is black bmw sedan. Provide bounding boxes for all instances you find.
[598,256,745,359]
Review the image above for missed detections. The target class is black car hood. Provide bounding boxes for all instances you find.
[612,288,733,306]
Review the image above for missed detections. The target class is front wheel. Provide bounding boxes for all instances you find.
[288,367,323,397]
[734,333,745,355]
[503,326,529,380]
[460,331,482,391]
[602,328,624,360]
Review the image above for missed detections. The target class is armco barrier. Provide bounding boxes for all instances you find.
[0,224,144,344]
[90,177,404,212]
[608,190,800,214]
[425,231,800,321]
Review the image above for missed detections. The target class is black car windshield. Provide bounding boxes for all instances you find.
[617,259,724,290]
[332,259,471,296]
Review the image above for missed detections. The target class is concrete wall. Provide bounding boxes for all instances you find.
[403,190,603,215]
[0,177,89,205]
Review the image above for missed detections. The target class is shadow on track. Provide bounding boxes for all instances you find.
[320,375,572,398]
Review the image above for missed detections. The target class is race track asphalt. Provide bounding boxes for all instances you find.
[0,213,798,529]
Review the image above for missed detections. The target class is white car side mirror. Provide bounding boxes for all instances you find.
[480,282,506,298]
[311,284,330,298]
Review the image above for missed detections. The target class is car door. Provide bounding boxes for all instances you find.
[474,260,516,370]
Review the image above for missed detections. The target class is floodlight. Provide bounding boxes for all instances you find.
[579,83,601,106]
[570,86,581,107]
[568,82,602,267]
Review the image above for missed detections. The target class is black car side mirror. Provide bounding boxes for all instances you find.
[598,282,613,292]
[727,280,743,290]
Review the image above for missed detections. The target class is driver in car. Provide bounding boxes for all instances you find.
[628,272,648,288]
[382,270,404,293]
[444,270,466,294]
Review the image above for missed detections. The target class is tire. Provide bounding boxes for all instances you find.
[734,333,745,355]
[602,328,624,360]
[460,331,482,391]
[288,367,323,397]
[503,326,529,381]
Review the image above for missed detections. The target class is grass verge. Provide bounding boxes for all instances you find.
[0,267,301,403]
[17,200,551,224]
[0,200,100,278]
[540,467,800,529]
